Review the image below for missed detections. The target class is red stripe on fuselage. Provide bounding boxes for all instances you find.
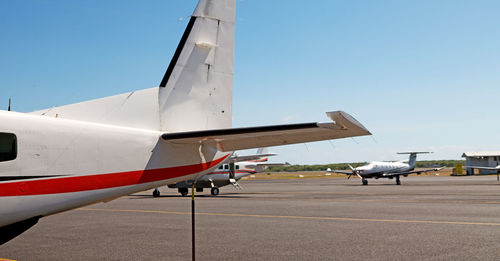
[0,155,229,197]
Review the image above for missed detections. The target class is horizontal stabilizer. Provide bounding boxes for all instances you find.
[255,162,290,167]
[231,153,277,162]
[162,111,371,152]
[245,162,291,168]
[397,152,432,155]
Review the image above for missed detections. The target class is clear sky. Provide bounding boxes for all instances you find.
[1,0,499,164]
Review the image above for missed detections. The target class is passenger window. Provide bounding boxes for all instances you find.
[236,165,240,170]
[224,164,229,170]
[0,133,17,162]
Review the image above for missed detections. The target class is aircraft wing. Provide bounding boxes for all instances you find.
[230,153,277,162]
[326,169,354,175]
[162,111,371,152]
[382,167,443,177]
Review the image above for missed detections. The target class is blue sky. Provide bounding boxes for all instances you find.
[1,0,499,164]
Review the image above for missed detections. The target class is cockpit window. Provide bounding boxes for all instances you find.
[0,133,17,162]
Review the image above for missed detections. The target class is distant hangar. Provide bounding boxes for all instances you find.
[462,151,500,175]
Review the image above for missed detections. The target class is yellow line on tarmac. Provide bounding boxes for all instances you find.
[0,258,17,261]
[79,208,500,227]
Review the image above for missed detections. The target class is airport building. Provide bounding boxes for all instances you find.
[462,151,500,174]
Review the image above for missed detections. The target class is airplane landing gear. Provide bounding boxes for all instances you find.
[179,187,188,196]
[362,178,368,186]
[152,188,160,197]
[395,176,401,185]
[211,187,220,196]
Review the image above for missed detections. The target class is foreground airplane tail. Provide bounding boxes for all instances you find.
[28,0,370,153]
[31,0,235,133]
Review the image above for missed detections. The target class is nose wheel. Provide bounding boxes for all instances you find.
[152,188,160,197]
[362,178,368,185]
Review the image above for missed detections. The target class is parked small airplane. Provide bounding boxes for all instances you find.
[0,0,371,244]
[327,152,442,185]
[161,148,288,196]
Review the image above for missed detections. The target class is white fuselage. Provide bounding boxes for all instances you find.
[0,111,229,227]
[355,161,412,178]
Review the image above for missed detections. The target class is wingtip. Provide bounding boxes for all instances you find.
[325,111,371,135]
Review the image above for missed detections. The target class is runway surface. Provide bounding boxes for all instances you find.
[1,175,500,260]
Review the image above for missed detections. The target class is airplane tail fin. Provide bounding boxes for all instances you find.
[159,0,235,132]
[31,0,235,133]
[397,152,432,169]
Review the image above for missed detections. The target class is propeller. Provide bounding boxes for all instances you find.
[347,164,363,180]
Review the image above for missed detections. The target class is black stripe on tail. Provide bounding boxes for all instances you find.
[159,16,197,87]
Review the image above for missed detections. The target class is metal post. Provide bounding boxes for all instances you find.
[191,183,195,261]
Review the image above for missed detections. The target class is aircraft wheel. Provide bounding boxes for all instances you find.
[152,188,160,197]
[211,187,220,196]
[179,188,188,196]
[362,179,368,186]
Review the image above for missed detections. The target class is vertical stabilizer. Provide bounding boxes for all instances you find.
[159,0,235,132]
[408,153,418,169]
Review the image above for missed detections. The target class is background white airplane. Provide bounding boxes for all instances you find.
[328,152,442,185]
[163,148,288,196]
[0,0,371,244]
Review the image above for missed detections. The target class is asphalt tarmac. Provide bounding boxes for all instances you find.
[1,175,500,260]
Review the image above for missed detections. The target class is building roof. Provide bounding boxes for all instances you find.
[462,151,500,157]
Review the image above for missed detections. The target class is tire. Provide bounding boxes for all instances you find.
[211,187,220,196]
[152,188,160,197]
[179,188,188,196]
[362,179,368,186]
